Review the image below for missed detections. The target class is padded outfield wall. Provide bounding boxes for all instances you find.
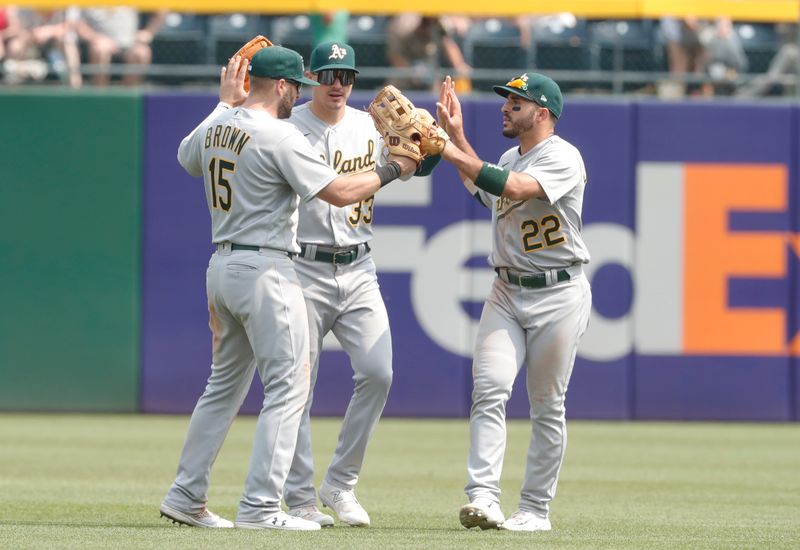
[141,93,799,421]
[1,91,798,420]
[0,90,142,412]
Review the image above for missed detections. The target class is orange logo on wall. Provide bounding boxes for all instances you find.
[683,164,799,355]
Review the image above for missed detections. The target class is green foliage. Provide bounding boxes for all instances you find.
[0,415,798,549]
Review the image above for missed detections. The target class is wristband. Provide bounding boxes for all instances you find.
[376,161,402,187]
[474,162,510,196]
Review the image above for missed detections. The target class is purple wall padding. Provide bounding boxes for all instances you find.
[142,94,798,421]
[142,94,218,413]
[634,357,791,421]
[635,102,796,420]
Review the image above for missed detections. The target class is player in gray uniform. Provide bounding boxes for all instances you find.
[159,47,415,531]
[436,72,592,532]
[283,41,440,528]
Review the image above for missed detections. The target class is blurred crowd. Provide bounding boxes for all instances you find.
[1,7,798,98]
[0,6,167,87]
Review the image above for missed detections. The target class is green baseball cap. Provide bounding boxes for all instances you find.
[248,46,318,86]
[310,41,359,73]
[493,72,563,119]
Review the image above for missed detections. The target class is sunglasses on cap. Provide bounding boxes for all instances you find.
[317,69,356,86]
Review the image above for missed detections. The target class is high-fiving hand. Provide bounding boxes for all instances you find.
[436,75,465,144]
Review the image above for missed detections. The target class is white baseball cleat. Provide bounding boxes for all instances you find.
[159,502,234,528]
[459,496,505,530]
[318,480,371,527]
[499,509,552,532]
[288,504,335,528]
[235,511,321,531]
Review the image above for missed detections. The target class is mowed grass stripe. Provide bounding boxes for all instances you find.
[0,415,798,549]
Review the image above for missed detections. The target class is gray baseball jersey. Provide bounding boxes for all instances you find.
[178,103,338,252]
[282,102,393,517]
[290,103,382,246]
[466,133,592,522]
[477,135,590,271]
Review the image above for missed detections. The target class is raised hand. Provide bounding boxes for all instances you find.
[436,75,465,144]
[219,55,248,107]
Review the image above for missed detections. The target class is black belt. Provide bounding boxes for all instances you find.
[230,244,260,252]
[495,267,571,289]
[300,243,370,265]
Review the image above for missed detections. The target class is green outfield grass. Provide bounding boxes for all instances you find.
[0,414,798,549]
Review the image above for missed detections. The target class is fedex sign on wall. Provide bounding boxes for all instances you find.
[141,96,799,420]
[635,162,797,357]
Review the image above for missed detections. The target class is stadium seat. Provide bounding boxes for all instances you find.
[348,15,388,67]
[587,19,659,73]
[530,16,590,71]
[150,13,209,84]
[209,13,270,66]
[152,12,208,66]
[270,15,313,63]
[735,22,780,74]
[464,18,528,70]
[464,18,528,92]
[347,15,389,90]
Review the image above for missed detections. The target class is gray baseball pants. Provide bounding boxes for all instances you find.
[466,274,591,517]
[163,248,311,522]
[284,254,392,507]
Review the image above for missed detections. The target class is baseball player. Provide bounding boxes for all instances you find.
[159,47,415,531]
[283,41,440,528]
[436,72,592,531]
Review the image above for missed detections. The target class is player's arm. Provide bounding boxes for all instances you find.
[317,155,417,207]
[440,141,546,201]
[278,130,417,207]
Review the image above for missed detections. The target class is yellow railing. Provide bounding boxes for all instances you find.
[16,1,800,23]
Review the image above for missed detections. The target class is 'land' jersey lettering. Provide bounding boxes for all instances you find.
[177,103,338,253]
[477,134,590,271]
[289,103,383,247]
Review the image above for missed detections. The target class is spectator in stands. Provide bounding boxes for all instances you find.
[76,8,166,86]
[3,7,82,88]
[386,13,471,92]
[659,16,708,97]
[1,6,22,64]
[310,10,348,47]
[701,17,748,96]
[737,23,799,97]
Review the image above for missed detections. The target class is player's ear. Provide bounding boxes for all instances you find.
[305,70,315,81]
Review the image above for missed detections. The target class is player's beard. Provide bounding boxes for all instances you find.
[277,90,295,119]
[502,115,534,139]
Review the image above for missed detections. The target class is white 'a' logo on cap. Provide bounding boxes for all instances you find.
[329,44,347,60]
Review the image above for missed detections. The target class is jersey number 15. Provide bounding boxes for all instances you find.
[208,157,234,212]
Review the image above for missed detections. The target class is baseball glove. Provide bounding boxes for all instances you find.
[367,85,449,164]
[234,34,273,92]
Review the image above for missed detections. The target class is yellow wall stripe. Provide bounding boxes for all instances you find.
[17,0,800,23]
